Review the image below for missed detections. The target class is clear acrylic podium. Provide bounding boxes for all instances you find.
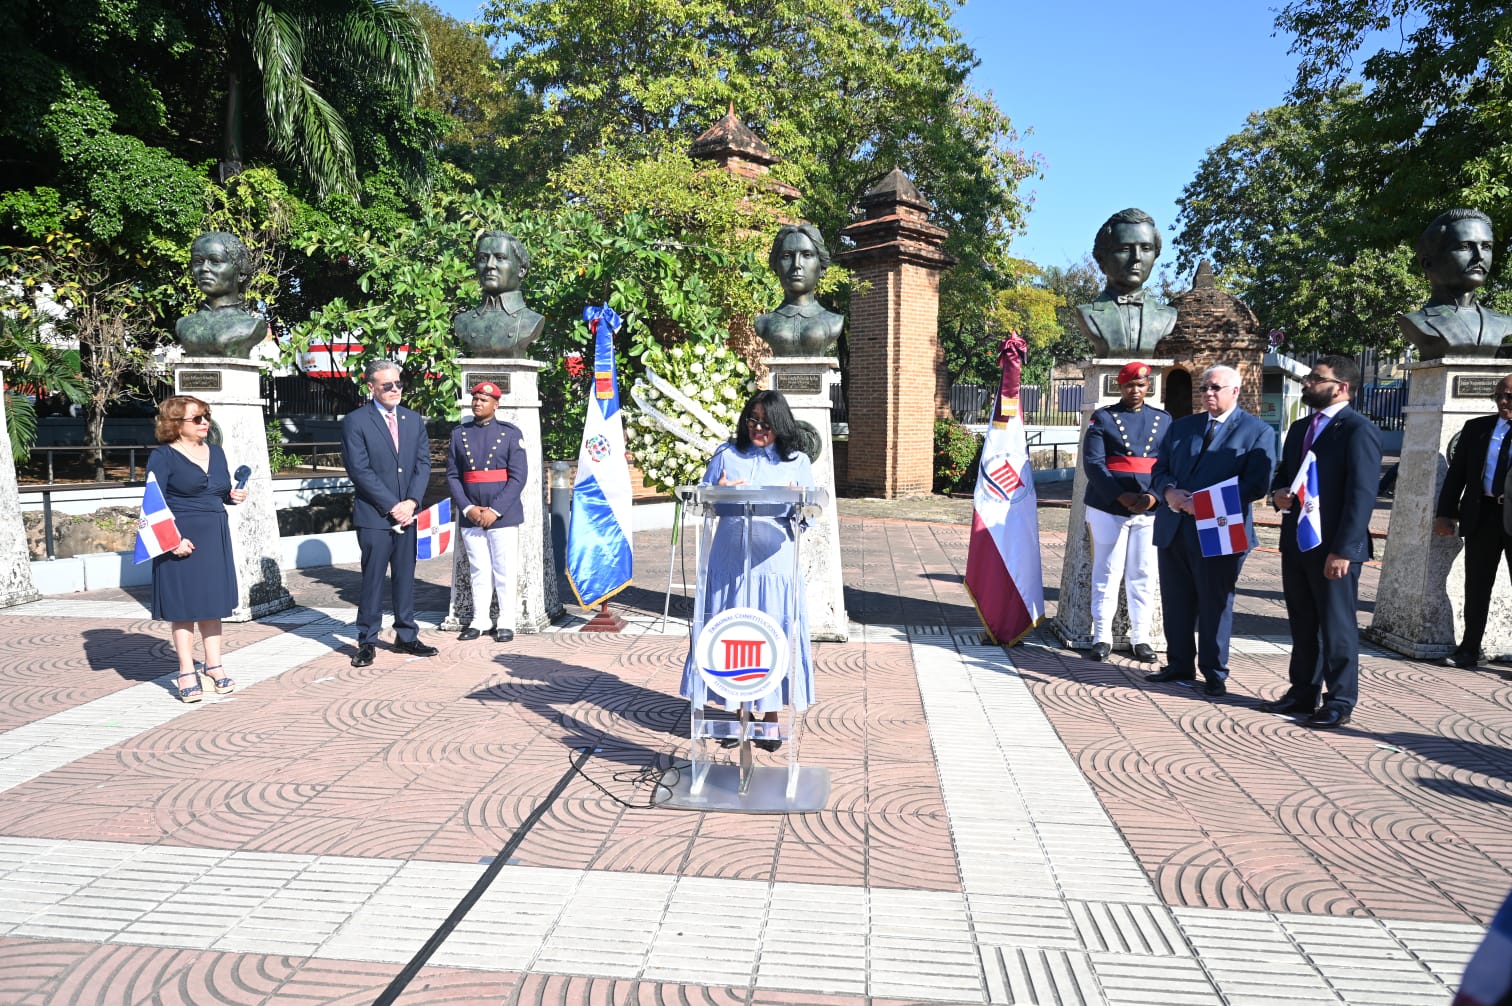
[657,484,832,813]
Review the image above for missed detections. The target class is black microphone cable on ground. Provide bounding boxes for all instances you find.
[372,745,593,1006]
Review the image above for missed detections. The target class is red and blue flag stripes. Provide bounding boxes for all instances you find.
[1192,476,1249,557]
[416,499,452,560]
[1287,450,1323,552]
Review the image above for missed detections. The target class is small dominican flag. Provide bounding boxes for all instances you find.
[1287,450,1323,552]
[1192,476,1250,557]
[415,499,453,560]
[133,472,182,564]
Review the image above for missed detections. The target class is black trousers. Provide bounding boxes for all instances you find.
[1460,501,1512,657]
[1281,549,1362,711]
[356,524,418,645]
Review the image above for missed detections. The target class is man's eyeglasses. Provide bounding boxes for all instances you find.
[1198,384,1233,393]
[375,380,404,392]
[1301,374,1338,387]
[181,414,210,424]
[746,418,773,431]
[1495,392,1512,401]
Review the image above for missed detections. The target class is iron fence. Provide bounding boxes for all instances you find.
[949,381,1086,425]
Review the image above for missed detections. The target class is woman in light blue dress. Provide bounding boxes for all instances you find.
[681,391,815,750]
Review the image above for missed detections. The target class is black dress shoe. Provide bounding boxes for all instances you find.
[493,628,514,643]
[393,638,439,657]
[351,643,375,668]
[1132,643,1158,663]
[1306,706,1352,729]
[717,737,741,749]
[1257,696,1316,715]
[1202,677,1227,697]
[457,627,481,641]
[1435,651,1477,668]
[755,738,783,752]
[1088,642,1111,661]
[1145,666,1195,683]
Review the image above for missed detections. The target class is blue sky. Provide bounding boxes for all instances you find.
[431,1,1304,279]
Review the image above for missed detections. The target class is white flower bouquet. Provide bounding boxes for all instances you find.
[627,340,757,494]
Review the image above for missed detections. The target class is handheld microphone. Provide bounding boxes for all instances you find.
[234,465,252,490]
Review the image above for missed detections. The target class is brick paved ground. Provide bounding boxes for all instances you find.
[0,497,1503,1004]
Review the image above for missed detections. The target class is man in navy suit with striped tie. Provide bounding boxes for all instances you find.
[341,359,439,667]
[1266,356,1381,727]
[1146,365,1276,696]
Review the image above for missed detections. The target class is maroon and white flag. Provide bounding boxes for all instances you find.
[964,332,1044,644]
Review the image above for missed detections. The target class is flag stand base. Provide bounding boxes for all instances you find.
[579,603,626,632]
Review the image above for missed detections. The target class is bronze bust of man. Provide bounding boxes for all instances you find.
[175,232,268,357]
[1076,208,1177,357]
[754,224,844,356]
[1398,208,1512,359]
[453,231,545,358]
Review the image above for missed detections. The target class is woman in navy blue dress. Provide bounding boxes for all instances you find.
[148,396,247,702]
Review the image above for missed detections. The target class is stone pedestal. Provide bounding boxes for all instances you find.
[172,358,293,620]
[0,364,40,607]
[1050,359,1171,652]
[1368,358,1509,659]
[444,358,559,633]
[767,357,848,641]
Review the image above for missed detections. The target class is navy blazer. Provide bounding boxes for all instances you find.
[1270,405,1381,562]
[1150,407,1276,551]
[446,419,527,528]
[341,402,431,531]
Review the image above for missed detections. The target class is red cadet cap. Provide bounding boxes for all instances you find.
[1116,362,1151,386]
[470,381,503,400]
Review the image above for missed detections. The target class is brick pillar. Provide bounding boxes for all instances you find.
[838,169,955,498]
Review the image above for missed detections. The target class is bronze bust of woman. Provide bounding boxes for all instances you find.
[754,224,844,357]
[175,232,268,358]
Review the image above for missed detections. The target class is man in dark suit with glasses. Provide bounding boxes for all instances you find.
[341,359,439,667]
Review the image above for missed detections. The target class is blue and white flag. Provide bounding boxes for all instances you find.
[565,305,633,608]
[1287,450,1323,552]
[133,472,182,564]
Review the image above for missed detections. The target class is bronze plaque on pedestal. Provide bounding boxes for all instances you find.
[465,373,511,396]
[178,371,222,393]
[1102,373,1159,397]
[1454,376,1500,399]
[775,373,823,395]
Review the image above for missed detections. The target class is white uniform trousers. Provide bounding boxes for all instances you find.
[1086,506,1157,646]
[461,523,518,631]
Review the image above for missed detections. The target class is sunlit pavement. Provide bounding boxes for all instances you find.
[0,502,1500,1004]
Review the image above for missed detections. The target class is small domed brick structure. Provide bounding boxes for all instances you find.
[1157,260,1268,418]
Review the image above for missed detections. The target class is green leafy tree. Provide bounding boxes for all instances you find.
[191,0,435,197]
[1,230,173,477]
[1272,0,1512,317]
[288,154,782,456]
[1172,88,1426,352]
[480,0,1040,344]
[406,1,536,190]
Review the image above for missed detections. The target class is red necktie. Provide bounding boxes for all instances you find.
[1301,412,1323,457]
[386,410,399,451]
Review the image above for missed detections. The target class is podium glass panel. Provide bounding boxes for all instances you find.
[658,484,831,812]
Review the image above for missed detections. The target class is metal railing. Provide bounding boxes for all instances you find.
[21,442,349,560]
[950,381,1086,426]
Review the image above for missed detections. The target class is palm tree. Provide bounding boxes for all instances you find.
[206,0,433,197]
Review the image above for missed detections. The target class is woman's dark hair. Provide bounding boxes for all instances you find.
[734,390,801,460]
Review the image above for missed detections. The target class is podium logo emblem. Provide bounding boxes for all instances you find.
[695,606,789,703]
